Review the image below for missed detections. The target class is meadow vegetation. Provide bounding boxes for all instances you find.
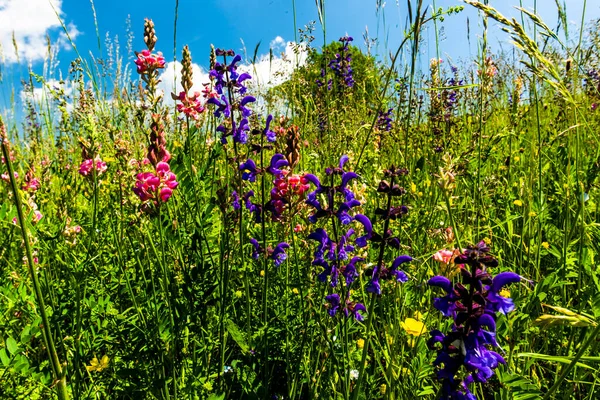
[1,1,600,399]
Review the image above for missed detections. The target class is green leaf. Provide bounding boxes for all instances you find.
[6,336,18,355]
[226,319,249,354]
[206,394,225,400]
[517,352,597,371]
[0,348,11,367]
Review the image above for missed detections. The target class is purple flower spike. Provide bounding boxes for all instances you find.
[427,241,526,398]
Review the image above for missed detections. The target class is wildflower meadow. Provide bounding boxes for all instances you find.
[1,1,600,399]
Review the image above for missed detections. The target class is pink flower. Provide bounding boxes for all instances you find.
[175,91,205,120]
[433,249,456,265]
[133,172,160,201]
[79,157,107,177]
[201,84,219,100]
[12,217,17,225]
[1,172,18,182]
[22,178,40,192]
[133,162,178,204]
[32,210,43,224]
[159,187,173,202]
[135,49,166,74]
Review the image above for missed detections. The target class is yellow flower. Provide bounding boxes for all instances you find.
[260,270,265,277]
[542,242,550,249]
[234,290,243,298]
[410,182,417,193]
[513,199,523,207]
[356,338,364,349]
[86,355,109,372]
[292,288,299,295]
[499,288,511,298]
[529,211,537,217]
[401,318,427,337]
[380,384,387,395]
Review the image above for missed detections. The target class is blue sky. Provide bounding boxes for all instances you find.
[1,0,599,118]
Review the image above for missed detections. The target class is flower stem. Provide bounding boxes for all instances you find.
[1,119,69,400]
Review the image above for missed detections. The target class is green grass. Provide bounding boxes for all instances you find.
[1,2,600,399]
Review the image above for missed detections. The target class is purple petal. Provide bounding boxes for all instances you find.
[491,272,521,293]
[428,276,452,293]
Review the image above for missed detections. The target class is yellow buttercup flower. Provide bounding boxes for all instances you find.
[356,338,364,349]
[542,242,550,249]
[86,355,109,372]
[401,318,427,337]
[514,199,523,207]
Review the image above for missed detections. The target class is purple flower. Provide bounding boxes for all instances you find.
[270,242,289,267]
[264,114,276,142]
[239,158,258,182]
[267,154,289,178]
[354,214,372,247]
[325,293,341,317]
[232,190,240,210]
[239,95,256,118]
[345,302,366,322]
[249,238,260,259]
[427,242,524,398]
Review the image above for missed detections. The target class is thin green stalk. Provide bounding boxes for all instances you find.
[1,120,69,400]
[542,323,600,400]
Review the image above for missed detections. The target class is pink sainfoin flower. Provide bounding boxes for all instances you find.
[201,83,219,100]
[32,210,43,224]
[175,91,205,120]
[133,161,178,204]
[1,172,18,182]
[79,157,107,177]
[22,171,40,192]
[135,49,165,74]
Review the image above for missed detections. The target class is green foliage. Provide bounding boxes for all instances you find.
[2,2,600,400]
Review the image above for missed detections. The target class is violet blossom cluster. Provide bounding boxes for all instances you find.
[328,36,355,88]
[363,166,412,295]
[427,241,522,400]
[305,155,369,321]
[207,49,256,144]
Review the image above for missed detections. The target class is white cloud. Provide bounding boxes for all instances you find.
[240,40,308,89]
[0,0,78,64]
[156,37,308,106]
[269,36,285,52]
[156,61,211,106]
